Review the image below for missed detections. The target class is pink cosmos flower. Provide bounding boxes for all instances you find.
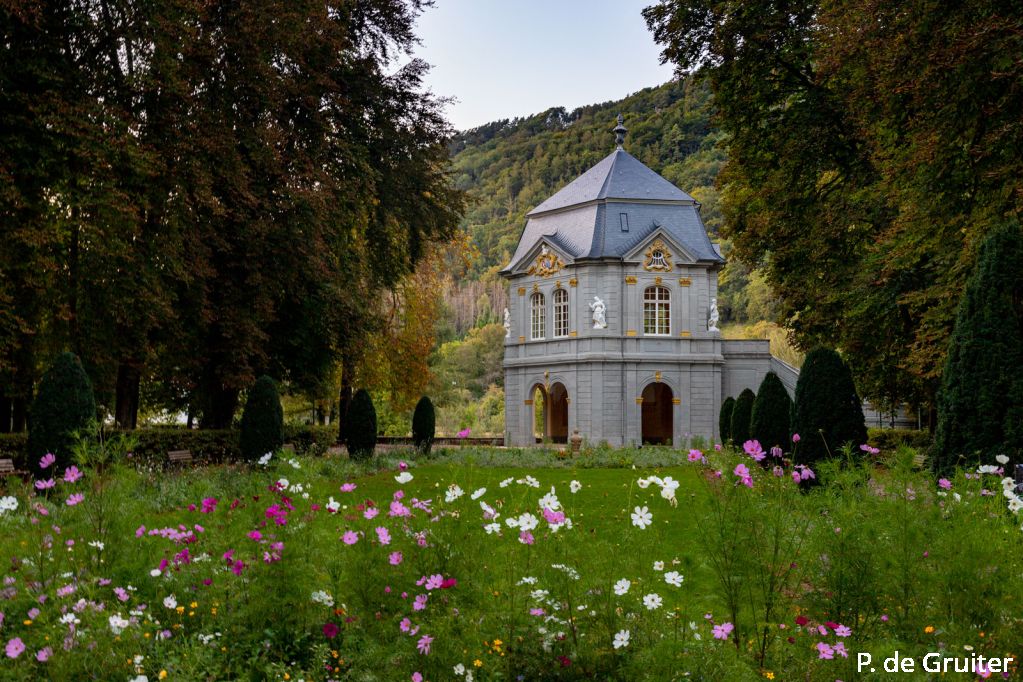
[416,634,433,654]
[688,449,705,463]
[400,617,412,632]
[743,440,766,462]
[424,574,443,591]
[817,624,828,636]
[530,608,545,616]
[938,478,952,490]
[816,642,834,659]
[712,622,734,640]
[398,461,409,471]
[364,507,379,520]
[412,673,423,682]
[342,531,358,545]
[714,443,722,451]
[389,500,411,518]
[440,578,457,589]
[792,433,800,442]
[5,637,24,658]
[413,594,428,611]
[63,465,82,483]
[773,466,784,478]
[35,646,52,662]
[114,587,129,602]
[835,624,851,637]
[66,493,84,506]
[457,427,471,438]
[39,453,56,469]
[322,622,339,639]
[201,497,218,513]
[542,508,566,525]
[375,527,391,545]
[833,641,849,658]
[247,530,262,541]
[340,483,357,492]
[35,478,55,490]
[519,530,535,545]
[770,446,783,458]
[389,552,403,565]
[231,559,245,575]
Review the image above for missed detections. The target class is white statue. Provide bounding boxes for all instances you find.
[503,307,511,338]
[590,296,608,329]
[708,297,720,332]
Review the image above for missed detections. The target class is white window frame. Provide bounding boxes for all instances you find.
[643,286,671,336]
[552,288,569,338]
[530,292,546,340]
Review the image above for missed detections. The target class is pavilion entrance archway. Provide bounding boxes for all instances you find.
[641,382,673,445]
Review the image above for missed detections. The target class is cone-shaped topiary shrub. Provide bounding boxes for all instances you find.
[346,389,377,460]
[412,396,435,455]
[239,376,284,462]
[751,372,793,451]
[729,389,755,445]
[28,352,96,476]
[719,396,735,444]
[934,219,1023,473]
[792,348,867,465]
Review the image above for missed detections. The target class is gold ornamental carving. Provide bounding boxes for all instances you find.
[644,238,673,272]
[527,245,565,277]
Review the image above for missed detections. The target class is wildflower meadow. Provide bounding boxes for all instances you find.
[0,438,1021,681]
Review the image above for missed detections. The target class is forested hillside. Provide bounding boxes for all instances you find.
[449,79,725,282]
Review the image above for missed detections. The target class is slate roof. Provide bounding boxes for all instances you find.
[527,149,695,216]
[503,148,722,273]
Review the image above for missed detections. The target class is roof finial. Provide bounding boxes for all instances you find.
[613,113,627,150]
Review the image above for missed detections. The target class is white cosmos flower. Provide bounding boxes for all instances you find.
[996,454,1009,465]
[326,497,340,513]
[108,613,130,635]
[631,506,653,529]
[636,478,651,489]
[445,485,464,503]
[978,465,999,475]
[288,458,301,469]
[539,487,561,510]
[664,571,684,587]
[257,452,272,466]
[453,663,466,676]
[499,477,514,487]
[613,579,631,596]
[613,629,630,649]
[569,480,582,493]
[60,613,80,626]
[310,590,334,607]
[0,496,18,513]
[653,560,664,571]
[642,593,663,610]
[484,522,501,534]
[163,595,177,609]
[1008,497,1023,513]
[394,472,413,484]
[517,512,539,532]
[470,487,487,500]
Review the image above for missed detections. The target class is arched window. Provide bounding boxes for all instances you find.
[553,288,568,338]
[643,286,670,335]
[530,293,546,340]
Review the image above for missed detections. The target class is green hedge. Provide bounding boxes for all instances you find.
[0,425,336,469]
[867,428,932,453]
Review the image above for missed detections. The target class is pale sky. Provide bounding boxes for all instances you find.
[413,0,675,131]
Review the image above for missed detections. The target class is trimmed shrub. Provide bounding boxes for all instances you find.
[750,372,793,451]
[282,424,337,457]
[345,389,377,460]
[719,397,735,443]
[27,352,96,475]
[934,219,1023,472]
[239,376,284,462]
[729,389,755,445]
[792,347,867,465]
[867,428,932,453]
[412,396,436,454]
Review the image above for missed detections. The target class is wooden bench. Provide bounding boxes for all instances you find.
[911,451,927,469]
[167,449,194,465]
[0,458,17,476]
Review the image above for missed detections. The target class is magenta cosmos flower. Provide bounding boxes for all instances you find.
[39,453,56,469]
[416,634,433,654]
[712,622,734,640]
[323,622,339,638]
[5,637,25,658]
[389,551,403,565]
[63,465,82,483]
[66,493,84,506]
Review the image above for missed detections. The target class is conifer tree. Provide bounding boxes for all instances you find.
[934,220,1023,472]
[751,372,793,451]
[719,396,735,443]
[239,376,284,462]
[27,353,95,474]
[729,389,755,445]
[792,348,867,465]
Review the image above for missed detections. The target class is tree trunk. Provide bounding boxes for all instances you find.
[114,363,141,429]
[337,355,355,445]
[0,396,11,433]
[198,383,239,429]
[12,397,27,432]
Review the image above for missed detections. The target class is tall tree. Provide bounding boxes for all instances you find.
[644,0,1023,414]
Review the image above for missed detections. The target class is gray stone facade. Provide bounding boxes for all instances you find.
[501,124,793,447]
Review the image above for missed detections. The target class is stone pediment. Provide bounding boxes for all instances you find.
[510,240,572,277]
[622,229,696,269]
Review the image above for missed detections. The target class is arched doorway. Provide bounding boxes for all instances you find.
[548,382,569,444]
[641,382,673,445]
